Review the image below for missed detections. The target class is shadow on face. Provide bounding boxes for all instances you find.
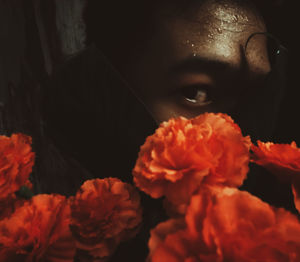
[121,0,275,139]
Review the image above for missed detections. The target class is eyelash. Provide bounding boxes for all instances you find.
[178,84,213,107]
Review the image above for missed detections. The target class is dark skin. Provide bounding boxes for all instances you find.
[121,0,271,124]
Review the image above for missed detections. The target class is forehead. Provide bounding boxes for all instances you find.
[157,0,266,42]
[151,0,268,71]
[159,0,265,23]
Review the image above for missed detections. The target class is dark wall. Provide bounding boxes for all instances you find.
[0,0,25,116]
[0,0,88,194]
[269,1,300,143]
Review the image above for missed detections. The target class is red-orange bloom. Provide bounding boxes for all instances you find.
[24,180,33,191]
[252,141,300,177]
[70,178,142,261]
[252,141,300,213]
[149,187,300,262]
[0,194,18,220]
[0,134,35,199]
[133,113,250,210]
[292,180,300,215]
[0,194,75,262]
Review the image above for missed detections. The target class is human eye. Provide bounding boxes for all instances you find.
[178,84,213,107]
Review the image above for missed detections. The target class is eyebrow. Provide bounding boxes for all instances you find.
[168,56,237,77]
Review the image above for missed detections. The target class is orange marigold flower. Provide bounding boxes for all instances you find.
[70,178,142,261]
[24,180,33,191]
[0,134,35,199]
[292,180,300,215]
[133,113,250,210]
[0,194,75,262]
[148,187,300,262]
[0,194,18,220]
[252,141,300,178]
[251,141,300,213]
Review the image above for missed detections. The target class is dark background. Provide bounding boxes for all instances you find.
[0,1,298,260]
[0,0,298,139]
[0,0,299,191]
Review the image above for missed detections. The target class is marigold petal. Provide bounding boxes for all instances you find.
[70,178,143,260]
[0,194,75,262]
[148,187,300,262]
[252,140,300,212]
[133,113,250,210]
[0,134,35,200]
[292,180,300,214]
[251,141,300,179]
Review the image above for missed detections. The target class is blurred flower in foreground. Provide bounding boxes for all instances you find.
[0,194,18,220]
[70,178,142,261]
[0,194,75,262]
[148,187,300,262]
[252,141,300,212]
[0,134,35,200]
[133,113,251,212]
[252,141,300,178]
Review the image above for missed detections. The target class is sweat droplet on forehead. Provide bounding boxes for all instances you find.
[217,28,223,34]
[182,39,197,51]
[145,0,269,71]
[166,0,266,60]
[183,1,265,35]
[213,8,247,24]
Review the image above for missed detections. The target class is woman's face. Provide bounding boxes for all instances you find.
[123,0,271,124]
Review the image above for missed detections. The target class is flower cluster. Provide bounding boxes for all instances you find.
[2,112,300,262]
[132,113,300,261]
[0,194,75,262]
[133,113,251,213]
[149,187,300,262]
[0,134,143,262]
[252,140,300,214]
[0,134,34,200]
[69,178,142,260]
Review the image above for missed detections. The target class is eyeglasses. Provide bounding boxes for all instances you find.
[245,32,288,69]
